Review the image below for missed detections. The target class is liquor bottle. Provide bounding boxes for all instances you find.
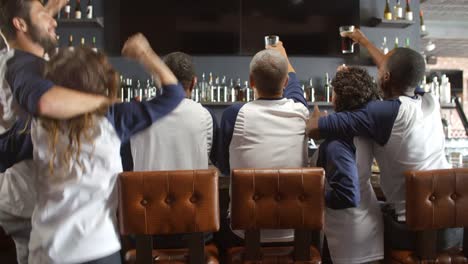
[229,79,236,103]
[127,78,133,102]
[244,81,251,102]
[199,73,208,103]
[86,0,93,19]
[235,78,243,102]
[384,0,392,20]
[68,35,74,50]
[380,36,389,54]
[120,75,125,102]
[136,80,142,101]
[420,10,426,32]
[394,37,399,49]
[394,0,403,20]
[405,37,410,48]
[80,37,85,47]
[214,76,220,103]
[64,1,71,19]
[324,73,331,103]
[192,81,200,102]
[208,72,214,103]
[405,0,413,21]
[92,37,98,52]
[305,78,315,103]
[221,76,228,103]
[75,0,82,19]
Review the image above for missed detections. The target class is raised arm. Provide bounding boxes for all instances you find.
[122,33,178,86]
[266,41,307,107]
[307,101,399,146]
[342,29,385,69]
[108,33,185,143]
[6,54,112,119]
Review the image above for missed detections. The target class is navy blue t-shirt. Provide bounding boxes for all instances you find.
[317,136,360,209]
[6,50,54,116]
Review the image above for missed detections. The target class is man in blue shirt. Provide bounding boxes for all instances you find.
[0,1,115,262]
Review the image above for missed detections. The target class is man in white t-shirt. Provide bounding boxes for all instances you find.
[127,51,218,172]
[123,51,218,248]
[218,42,309,247]
[308,29,462,253]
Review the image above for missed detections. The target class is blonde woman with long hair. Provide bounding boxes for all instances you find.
[28,34,184,264]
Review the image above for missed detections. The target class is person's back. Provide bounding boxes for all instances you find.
[219,44,309,243]
[30,116,122,263]
[28,38,185,263]
[375,92,450,216]
[132,99,213,170]
[228,99,308,171]
[130,52,216,171]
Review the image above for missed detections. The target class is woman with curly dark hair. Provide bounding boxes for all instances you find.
[316,66,384,264]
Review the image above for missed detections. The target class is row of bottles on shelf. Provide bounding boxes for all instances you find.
[119,76,159,102]
[421,74,452,104]
[117,72,334,104]
[191,72,333,104]
[383,0,413,21]
[55,35,98,52]
[59,0,94,19]
[380,36,411,54]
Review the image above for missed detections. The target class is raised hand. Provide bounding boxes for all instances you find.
[121,33,154,62]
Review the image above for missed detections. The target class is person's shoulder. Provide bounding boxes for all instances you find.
[222,102,245,117]
[7,49,44,69]
[363,98,401,115]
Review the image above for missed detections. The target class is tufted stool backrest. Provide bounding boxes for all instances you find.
[405,168,468,259]
[231,168,325,261]
[118,170,219,263]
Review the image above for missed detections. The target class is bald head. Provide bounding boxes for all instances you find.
[249,49,288,97]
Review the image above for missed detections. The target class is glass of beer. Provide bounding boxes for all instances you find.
[339,25,355,54]
[265,35,279,47]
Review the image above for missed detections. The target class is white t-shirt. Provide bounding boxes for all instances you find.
[374,94,451,217]
[130,98,215,171]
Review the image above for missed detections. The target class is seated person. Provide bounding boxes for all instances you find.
[123,51,218,248]
[26,35,185,263]
[126,51,218,171]
[317,66,384,264]
[218,41,309,246]
[308,29,461,251]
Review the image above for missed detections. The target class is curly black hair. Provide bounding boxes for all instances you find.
[331,67,381,112]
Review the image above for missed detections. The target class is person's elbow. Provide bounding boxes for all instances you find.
[326,191,360,209]
[36,94,56,117]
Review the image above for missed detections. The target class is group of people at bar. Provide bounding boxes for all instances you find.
[0,0,461,263]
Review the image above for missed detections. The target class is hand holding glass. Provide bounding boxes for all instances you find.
[339,26,355,54]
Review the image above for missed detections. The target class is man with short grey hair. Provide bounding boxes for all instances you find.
[218,42,309,246]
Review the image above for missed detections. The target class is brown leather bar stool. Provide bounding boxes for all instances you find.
[389,168,468,264]
[118,170,220,264]
[227,168,325,264]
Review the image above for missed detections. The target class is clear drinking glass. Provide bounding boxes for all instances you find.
[264,35,279,47]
